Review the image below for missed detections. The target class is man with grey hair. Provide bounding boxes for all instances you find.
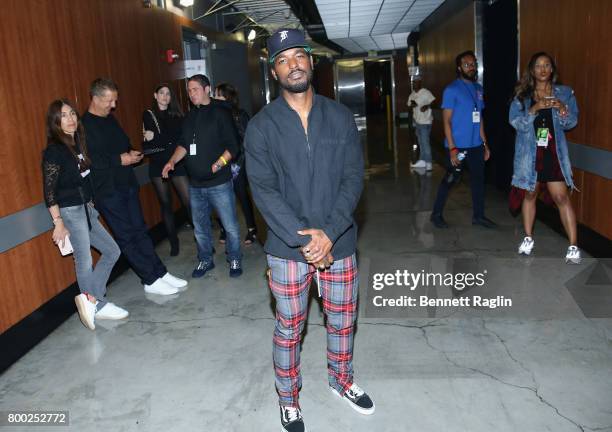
[83,78,187,296]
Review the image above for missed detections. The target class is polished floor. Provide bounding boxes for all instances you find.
[1,125,611,432]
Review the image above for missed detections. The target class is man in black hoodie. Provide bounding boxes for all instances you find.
[245,29,375,432]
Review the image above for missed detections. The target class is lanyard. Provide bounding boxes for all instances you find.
[460,80,479,110]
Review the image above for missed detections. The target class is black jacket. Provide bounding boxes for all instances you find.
[245,93,364,262]
[179,102,239,188]
[82,111,138,198]
[42,140,93,208]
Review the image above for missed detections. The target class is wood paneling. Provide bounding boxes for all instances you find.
[521,0,612,240]
[418,4,475,109]
[520,0,612,152]
[393,52,411,116]
[0,1,252,333]
[418,3,475,144]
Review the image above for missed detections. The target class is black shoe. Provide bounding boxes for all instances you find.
[219,228,226,244]
[244,228,257,245]
[192,260,215,278]
[430,213,449,228]
[229,259,243,278]
[330,383,375,415]
[472,216,497,228]
[280,406,305,432]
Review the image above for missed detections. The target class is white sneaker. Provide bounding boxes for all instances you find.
[74,293,96,330]
[518,236,534,255]
[95,302,129,320]
[162,272,188,288]
[144,278,179,295]
[425,162,432,171]
[411,159,426,168]
[565,245,582,264]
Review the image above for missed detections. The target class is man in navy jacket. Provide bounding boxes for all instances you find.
[245,29,375,432]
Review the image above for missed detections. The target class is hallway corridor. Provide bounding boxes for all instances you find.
[1,127,611,432]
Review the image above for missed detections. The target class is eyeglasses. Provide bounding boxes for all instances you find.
[462,62,477,68]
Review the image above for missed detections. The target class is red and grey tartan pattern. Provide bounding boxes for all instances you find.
[267,253,359,407]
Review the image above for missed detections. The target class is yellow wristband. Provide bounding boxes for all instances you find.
[220,156,227,166]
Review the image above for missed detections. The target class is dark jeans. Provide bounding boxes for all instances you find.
[96,186,167,285]
[432,145,485,219]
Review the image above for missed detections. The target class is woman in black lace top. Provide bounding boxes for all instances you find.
[143,84,191,256]
[42,99,127,330]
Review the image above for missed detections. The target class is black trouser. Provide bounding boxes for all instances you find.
[432,145,485,219]
[151,175,191,245]
[96,186,167,285]
[218,166,256,232]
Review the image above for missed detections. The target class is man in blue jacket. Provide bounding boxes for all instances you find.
[245,29,375,432]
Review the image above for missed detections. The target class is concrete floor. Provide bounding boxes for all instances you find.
[2,127,612,432]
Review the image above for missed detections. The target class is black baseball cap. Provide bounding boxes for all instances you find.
[267,28,311,63]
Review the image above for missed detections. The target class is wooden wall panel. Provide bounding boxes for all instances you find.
[393,53,410,116]
[520,0,612,240]
[418,4,475,109]
[418,3,475,144]
[0,235,76,333]
[520,0,612,152]
[0,1,250,334]
[313,60,335,100]
[0,1,79,217]
[579,172,612,240]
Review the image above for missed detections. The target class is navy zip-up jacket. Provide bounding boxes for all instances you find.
[245,92,364,262]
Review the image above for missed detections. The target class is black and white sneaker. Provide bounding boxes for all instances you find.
[330,383,375,415]
[280,405,306,432]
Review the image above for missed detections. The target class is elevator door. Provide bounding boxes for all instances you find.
[334,59,366,118]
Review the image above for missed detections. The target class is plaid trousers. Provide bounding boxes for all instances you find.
[267,253,359,407]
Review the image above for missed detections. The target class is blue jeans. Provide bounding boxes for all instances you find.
[60,203,121,309]
[415,123,432,163]
[190,181,242,263]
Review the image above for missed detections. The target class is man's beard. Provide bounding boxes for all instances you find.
[460,70,477,82]
[278,68,313,93]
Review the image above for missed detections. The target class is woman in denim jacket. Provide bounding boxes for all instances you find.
[509,52,581,263]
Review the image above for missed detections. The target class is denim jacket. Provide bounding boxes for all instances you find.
[509,85,578,191]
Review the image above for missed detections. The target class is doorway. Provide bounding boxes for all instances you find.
[363,57,395,167]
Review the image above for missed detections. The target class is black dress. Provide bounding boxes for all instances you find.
[532,106,563,183]
[142,109,187,178]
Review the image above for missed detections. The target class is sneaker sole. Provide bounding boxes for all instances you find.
[144,286,179,295]
[329,387,375,415]
[96,311,129,320]
[74,295,95,330]
[281,426,308,432]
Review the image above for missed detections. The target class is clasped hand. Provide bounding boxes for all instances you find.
[298,228,334,270]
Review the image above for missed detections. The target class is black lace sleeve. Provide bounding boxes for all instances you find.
[42,159,61,207]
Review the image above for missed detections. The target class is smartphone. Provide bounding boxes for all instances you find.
[57,235,74,256]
